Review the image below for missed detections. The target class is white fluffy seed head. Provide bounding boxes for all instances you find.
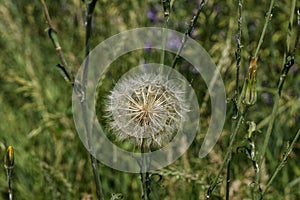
[106,72,189,148]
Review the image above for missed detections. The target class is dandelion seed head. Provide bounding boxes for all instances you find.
[106,66,190,148]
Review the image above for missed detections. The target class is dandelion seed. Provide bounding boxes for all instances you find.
[106,66,190,148]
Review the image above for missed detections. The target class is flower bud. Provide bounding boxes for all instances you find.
[4,146,14,169]
[242,57,257,106]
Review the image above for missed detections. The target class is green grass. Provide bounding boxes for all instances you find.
[0,0,299,199]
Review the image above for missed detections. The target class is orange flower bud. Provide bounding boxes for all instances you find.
[4,146,14,169]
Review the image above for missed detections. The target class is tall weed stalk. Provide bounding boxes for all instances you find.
[40,0,103,199]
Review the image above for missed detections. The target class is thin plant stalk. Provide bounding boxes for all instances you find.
[255,94,279,184]
[7,170,13,200]
[206,114,244,198]
[81,1,104,199]
[41,0,103,198]
[140,139,150,200]
[208,0,275,197]
[261,128,300,197]
[200,18,234,116]
[232,0,243,119]
[171,0,206,69]
[256,1,299,197]
[284,0,297,53]
[226,2,243,198]
[40,0,73,83]
[253,0,276,58]
[161,0,171,65]
[225,158,231,200]
[5,167,14,200]
[4,146,14,200]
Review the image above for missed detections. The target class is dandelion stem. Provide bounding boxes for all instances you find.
[140,139,150,200]
[253,0,276,58]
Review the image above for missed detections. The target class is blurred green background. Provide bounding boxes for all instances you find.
[0,0,299,199]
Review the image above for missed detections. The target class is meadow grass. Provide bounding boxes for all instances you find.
[0,0,299,199]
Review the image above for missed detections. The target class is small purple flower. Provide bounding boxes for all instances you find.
[166,32,182,50]
[234,34,239,41]
[147,5,158,23]
[166,38,181,49]
[61,2,67,11]
[147,10,156,22]
[291,64,298,75]
[214,5,222,15]
[249,20,258,31]
[262,92,273,105]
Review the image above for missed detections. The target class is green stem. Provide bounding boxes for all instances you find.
[41,0,103,198]
[40,0,73,83]
[161,0,170,65]
[7,169,13,200]
[140,139,150,200]
[232,0,243,119]
[285,0,296,54]
[257,2,298,198]
[171,0,206,69]
[200,18,233,116]
[255,94,279,188]
[206,114,244,199]
[81,1,104,199]
[262,128,300,197]
[253,0,276,58]
[225,159,231,200]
